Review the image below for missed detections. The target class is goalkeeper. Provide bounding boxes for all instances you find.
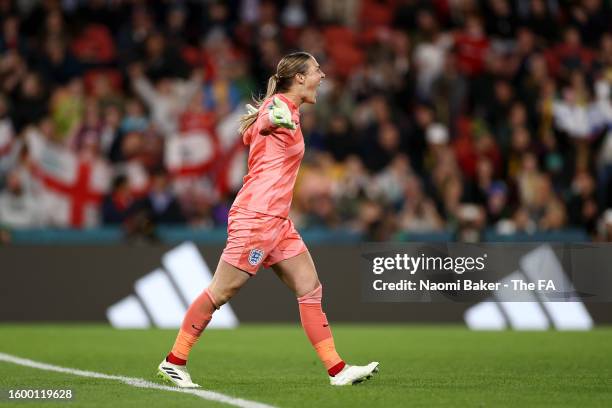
[157,51,378,387]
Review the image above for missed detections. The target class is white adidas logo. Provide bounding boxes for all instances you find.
[465,245,593,331]
[106,242,239,329]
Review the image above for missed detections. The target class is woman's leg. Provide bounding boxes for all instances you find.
[271,251,346,376]
[167,259,251,364]
[271,250,319,296]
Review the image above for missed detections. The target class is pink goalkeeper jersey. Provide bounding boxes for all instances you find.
[232,94,304,219]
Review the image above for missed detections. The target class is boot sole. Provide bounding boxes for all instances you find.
[352,365,379,385]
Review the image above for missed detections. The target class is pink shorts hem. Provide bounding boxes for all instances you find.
[220,254,257,275]
[263,245,308,268]
[221,207,307,275]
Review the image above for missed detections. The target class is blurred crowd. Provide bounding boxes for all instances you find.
[0,0,612,242]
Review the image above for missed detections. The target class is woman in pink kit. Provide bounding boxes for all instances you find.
[157,52,378,387]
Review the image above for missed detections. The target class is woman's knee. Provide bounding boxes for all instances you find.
[209,279,244,306]
[208,261,250,306]
[295,278,321,298]
[206,285,228,307]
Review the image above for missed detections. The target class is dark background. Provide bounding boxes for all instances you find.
[1,244,610,323]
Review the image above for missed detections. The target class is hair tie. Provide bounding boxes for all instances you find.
[273,73,280,80]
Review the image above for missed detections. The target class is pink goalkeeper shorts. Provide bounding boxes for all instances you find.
[221,206,307,275]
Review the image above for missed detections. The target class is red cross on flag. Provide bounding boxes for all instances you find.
[26,130,111,228]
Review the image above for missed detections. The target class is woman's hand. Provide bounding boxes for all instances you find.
[268,97,297,130]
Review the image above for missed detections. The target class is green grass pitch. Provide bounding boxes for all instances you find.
[0,324,610,407]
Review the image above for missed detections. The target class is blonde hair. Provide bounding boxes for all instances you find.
[238,51,314,134]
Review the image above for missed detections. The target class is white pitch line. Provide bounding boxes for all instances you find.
[0,352,276,408]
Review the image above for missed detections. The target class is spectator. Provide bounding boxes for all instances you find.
[37,38,83,85]
[569,0,611,48]
[119,98,148,134]
[11,72,48,132]
[567,171,599,234]
[70,100,102,155]
[453,15,490,77]
[132,170,185,225]
[324,115,356,162]
[431,52,468,130]
[362,121,401,172]
[486,181,511,225]
[0,169,41,229]
[0,0,608,241]
[102,175,134,225]
[0,15,27,55]
[398,174,444,232]
[129,64,202,137]
[523,0,558,45]
[412,9,451,100]
[142,32,189,81]
[484,0,517,41]
[50,78,85,142]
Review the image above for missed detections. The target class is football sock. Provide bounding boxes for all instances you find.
[169,288,218,363]
[297,284,345,376]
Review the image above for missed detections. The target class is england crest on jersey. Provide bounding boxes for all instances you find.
[248,248,264,266]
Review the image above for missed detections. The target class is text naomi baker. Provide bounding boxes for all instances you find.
[372,279,502,291]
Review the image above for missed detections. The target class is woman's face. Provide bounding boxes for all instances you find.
[299,58,325,104]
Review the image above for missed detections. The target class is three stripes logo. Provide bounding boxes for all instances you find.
[161,366,183,381]
[464,245,593,331]
[106,242,238,329]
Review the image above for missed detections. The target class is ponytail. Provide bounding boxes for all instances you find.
[238,74,278,135]
[238,51,313,135]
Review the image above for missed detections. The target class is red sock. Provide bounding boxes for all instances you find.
[328,361,346,377]
[166,352,186,366]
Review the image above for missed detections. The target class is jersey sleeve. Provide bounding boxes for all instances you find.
[254,100,276,135]
[243,99,294,145]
